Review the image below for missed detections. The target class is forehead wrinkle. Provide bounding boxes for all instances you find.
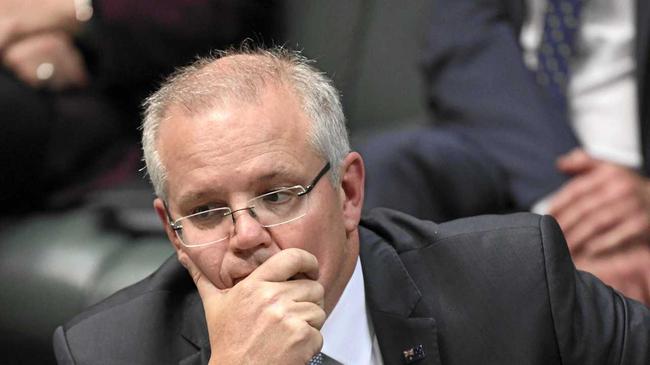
[175,161,303,208]
[176,189,222,209]
[160,74,317,205]
[219,139,303,168]
[164,124,311,203]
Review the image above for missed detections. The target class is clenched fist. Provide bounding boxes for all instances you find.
[181,248,326,365]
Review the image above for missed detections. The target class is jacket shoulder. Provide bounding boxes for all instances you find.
[360,208,650,364]
[63,255,190,329]
[361,207,549,253]
[53,255,201,364]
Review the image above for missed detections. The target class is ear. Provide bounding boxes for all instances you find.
[338,152,365,233]
[154,198,185,256]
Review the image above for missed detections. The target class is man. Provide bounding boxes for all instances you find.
[53,48,649,364]
[362,0,650,304]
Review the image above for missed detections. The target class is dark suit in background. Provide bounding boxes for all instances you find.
[53,209,650,364]
[362,0,650,218]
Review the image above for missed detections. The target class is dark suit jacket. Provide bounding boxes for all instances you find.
[424,0,650,209]
[53,209,649,364]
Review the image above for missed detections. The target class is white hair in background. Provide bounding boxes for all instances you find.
[141,46,350,200]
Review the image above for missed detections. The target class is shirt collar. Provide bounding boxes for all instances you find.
[321,257,375,365]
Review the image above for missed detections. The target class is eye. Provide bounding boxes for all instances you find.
[191,205,214,216]
[261,189,295,204]
[186,205,229,229]
[190,205,227,220]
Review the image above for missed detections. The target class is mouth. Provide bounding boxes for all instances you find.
[232,276,247,286]
[225,250,277,287]
[229,268,255,287]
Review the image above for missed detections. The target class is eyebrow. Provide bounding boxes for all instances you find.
[175,165,301,208]
[254,166,298,183]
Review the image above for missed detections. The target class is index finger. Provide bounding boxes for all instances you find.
[249,248,319,283]
[556,148,598,174]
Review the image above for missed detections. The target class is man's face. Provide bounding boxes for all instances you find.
[154,83,361,312]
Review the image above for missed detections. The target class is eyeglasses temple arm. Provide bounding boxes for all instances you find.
[163,201,181,231]
[299,162,331,196]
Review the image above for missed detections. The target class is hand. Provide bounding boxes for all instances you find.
[0,0,78,50]
[549,148,650,256]
[181,248,326,365]
[572,241,650,305]
[2,31,88,91]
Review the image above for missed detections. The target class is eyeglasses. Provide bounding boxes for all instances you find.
[165,162,331,248]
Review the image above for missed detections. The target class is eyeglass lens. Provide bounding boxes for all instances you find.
[177,186,309,247]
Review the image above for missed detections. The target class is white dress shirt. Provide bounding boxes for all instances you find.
[522,0,638,167]
[521,0,639,213]
[320,258,384,365]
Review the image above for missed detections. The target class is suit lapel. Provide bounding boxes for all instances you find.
[173,228,443,365]
[360,227,442,365]
[178,290,211,365]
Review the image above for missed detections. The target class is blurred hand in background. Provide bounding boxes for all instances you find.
[549,148,650,304]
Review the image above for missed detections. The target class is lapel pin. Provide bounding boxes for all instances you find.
[402,344,425,363]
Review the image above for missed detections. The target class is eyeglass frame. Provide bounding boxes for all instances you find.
[163,162,332,247]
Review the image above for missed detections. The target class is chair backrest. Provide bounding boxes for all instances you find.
[282,0,432,140]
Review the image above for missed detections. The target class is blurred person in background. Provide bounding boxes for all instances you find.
[361,0,650,305]
[0,0,278,216]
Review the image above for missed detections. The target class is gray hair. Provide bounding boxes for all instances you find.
[141,47,350,199]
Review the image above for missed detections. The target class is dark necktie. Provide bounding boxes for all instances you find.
[536,0,585,110]
[308,352,342,365]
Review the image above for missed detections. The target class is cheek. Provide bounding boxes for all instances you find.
[185,245,227,288]
[315,234,347,281]
[271,215,334,254]
[302,216,349,283]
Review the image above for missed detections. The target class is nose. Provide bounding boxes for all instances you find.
[228,207,271,252]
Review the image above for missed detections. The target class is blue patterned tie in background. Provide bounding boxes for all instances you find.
[536,0,584,110]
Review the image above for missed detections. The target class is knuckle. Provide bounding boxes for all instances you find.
[291,321,313,340]
[313,281,325,298]
[314,307,326,327]
[258,286,280,304]
[617,179,636,197]
[264,302,287,323]
[297,320,310,335]
[283,248,303,265]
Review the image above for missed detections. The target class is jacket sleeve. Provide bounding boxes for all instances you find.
[53,326,76,365]
[539,215,650,364]
[424,0,579,208]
